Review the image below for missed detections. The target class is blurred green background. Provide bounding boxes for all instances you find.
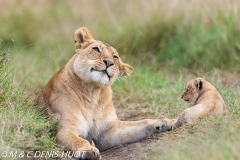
[1,0,240,90]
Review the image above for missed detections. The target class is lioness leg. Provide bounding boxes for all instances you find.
[56,128,100,159]
[95,118,176,151]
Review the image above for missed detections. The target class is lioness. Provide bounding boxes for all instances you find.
[35,27,175,159]
[174,77,229,128]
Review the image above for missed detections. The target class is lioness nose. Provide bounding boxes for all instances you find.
[103,59,114,68]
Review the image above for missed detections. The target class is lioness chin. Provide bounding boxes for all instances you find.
[35,27,176,160]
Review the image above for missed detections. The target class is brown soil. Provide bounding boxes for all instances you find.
[100,133,171,160]
[101,131,183,160]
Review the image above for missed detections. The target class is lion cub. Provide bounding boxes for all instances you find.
[174,78,229,128]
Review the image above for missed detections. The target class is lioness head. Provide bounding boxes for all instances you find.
[181,78,204,103]
[73,27,133,87]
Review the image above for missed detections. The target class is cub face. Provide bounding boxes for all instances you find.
[73,27,133,87]
[181,78,203,103]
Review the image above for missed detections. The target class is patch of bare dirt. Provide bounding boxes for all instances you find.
[101,138,155,160]
[100,132,178,160]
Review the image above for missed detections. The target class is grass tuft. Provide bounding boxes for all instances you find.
[0,41,58,154]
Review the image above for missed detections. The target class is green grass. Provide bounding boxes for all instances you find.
[151,115,240,160]
[0,0,240,159]
[0,40,58,156]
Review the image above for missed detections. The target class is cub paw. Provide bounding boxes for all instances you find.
[75,146,100,160]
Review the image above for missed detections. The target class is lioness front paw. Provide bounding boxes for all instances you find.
[155,123,171,132]
[155,119,177,132]
[75,146,100,160]
[165,118,177,127]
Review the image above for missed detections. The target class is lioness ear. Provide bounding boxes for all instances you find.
[119,63,134,77]
[193,79,202,90]
[74,27,95,50]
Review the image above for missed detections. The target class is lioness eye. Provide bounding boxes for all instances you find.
[92,47,100,52]
[113,55,118,59]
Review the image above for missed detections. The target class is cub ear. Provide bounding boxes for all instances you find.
[74,27,95,50]
[193,78,203,90]
[119,63,134,77]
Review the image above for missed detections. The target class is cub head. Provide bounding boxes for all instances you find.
[73,27,133,87]
[181,78,204,103]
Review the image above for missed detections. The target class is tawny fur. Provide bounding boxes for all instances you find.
[34,27,176,160]
[174,78,229,128]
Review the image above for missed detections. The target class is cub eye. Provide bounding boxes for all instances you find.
[92,47,100,52]
[185,89,188,92]
[113,55,119,59]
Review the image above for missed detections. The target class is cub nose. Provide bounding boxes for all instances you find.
[181,94,184,99]
[103,59,114,68]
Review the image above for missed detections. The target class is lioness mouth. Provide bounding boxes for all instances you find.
[91,68,110,79]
